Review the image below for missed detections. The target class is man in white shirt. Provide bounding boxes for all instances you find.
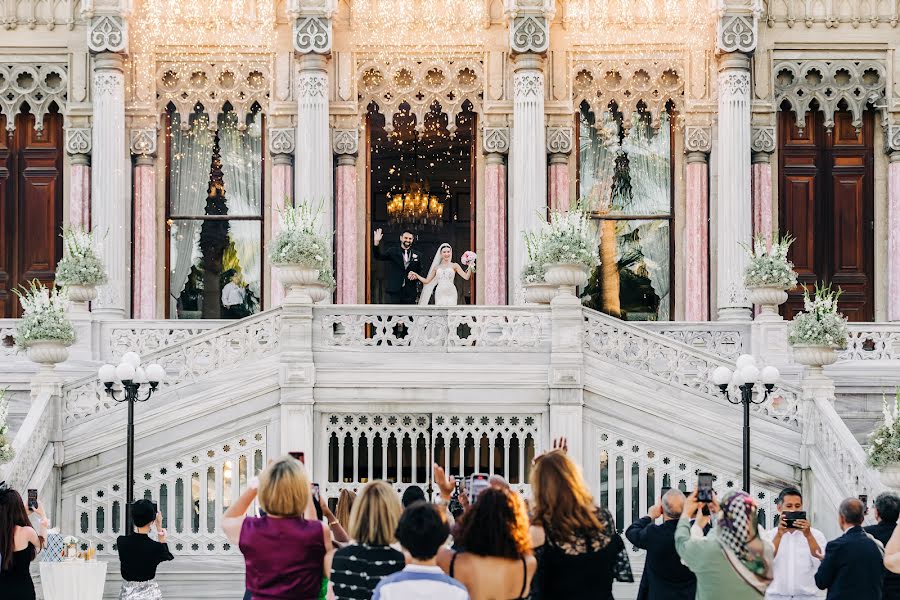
[763,487,827,600]
[221,271,245,319]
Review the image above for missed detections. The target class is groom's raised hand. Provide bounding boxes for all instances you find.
[373,228,383,245]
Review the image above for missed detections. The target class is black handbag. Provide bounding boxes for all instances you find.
[611,532,634,583]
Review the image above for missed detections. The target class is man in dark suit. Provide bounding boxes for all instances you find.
[373,228,424,304]
[865,492,900,600]
[815,497,885,600]
[625,488,697,600]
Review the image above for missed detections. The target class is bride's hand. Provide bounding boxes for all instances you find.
[407,272,418,281]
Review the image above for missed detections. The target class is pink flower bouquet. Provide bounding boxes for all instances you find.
[461,251,477,272]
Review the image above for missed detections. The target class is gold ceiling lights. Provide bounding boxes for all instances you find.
[387,181,445,227]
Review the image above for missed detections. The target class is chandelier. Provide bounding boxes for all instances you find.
[387,181,445,227]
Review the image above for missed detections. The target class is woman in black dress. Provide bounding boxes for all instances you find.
[0,485,49,600]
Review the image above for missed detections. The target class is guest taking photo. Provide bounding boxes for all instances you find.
[116,499,174,600]
[0,484,49,600]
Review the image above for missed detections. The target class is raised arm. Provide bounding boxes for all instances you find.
[222,481,259,545]
[453,263,472,281]
[886,525,900,573]
[372,228,389,261]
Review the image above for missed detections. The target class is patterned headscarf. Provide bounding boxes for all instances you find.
[716,490,773,591]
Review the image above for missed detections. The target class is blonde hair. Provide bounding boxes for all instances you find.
[530,450,604,540]
[335,489,357,529]
[257,456,311,518]
[348,481,403,546]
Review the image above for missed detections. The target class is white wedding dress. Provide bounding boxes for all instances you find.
[433,266,458,306]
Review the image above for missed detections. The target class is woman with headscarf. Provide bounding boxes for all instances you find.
[675,489,774,599]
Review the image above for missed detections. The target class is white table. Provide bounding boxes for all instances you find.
[40,561,107,600]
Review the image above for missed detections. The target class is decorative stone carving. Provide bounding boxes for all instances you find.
[513,71,543,98]
[720,70,751,99]
[87,15,127,53]
[483,127,510,154]
[0,63,68,132]
[1,0,76,31]
[546,126,573,154]
[774,60,887,130]
[510,15,549,54]
[65,128,92,155]
[297,71,328,99]
[129,129,157,156]
[293,16,332,54]
[717,13,757,54]
[332,128,358,155]
[157,61,270,125]
[764,1,900,29]
[751,126,776,154]
[888,123,900,153]
[684,126,712,153]
[269,128,296,155]
[573,60,684,128]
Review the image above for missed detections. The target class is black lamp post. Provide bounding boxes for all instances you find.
[98,353,165,535]
[712,355,780,494]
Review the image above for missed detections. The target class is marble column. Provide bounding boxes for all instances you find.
[889,152,900,321]
[751,126,776,248]
[91,53,130,318]
[269,127,295,308]
[547,126,573,213]
[716,53,753,321]
[333,128,359,304]
[296,54,333,243]
[684,149,710,321]
[132,155,156,319]
[485,152,508,305]
[65,128,92,229]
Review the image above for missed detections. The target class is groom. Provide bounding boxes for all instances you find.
[373,228,424,304]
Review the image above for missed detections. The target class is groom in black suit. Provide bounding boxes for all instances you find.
[373,228,424,304]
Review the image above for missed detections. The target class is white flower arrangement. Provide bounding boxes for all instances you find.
[13,281,76,349]
[743,234,798,289]
[55,227,108,287]
[318,265,336,290]
[787,283,849,348]
[521,262,546,285]
[522,205,600,277]
[268,201,332,270]
[867,388,900,469]
[63,535,79,545]
[0,389,13,465]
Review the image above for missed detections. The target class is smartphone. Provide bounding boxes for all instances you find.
[697,473,714,503]
[859,494,869,513]
[660,486,672,500]
[701,505,711,516]
[27,489,38,510]
[311,483,320,501]
[782,510,806,528]
[289,451,305,464]
[151,501,158,515]
[468,473,490,503]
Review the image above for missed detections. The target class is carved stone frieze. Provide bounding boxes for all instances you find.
[510,15,549,54]
[294,16,332,54]
[750,126,776,154]
[717,13,757,54]
[65,128,92,155]
[157,61,270,125]
[774,60,887,130]
[269,128,296,155]
[2,0,76,31]
[483,127,510,154]
[87,15,127,53]
[719,70,750,100]
[513,71,543,99]
[332,128,358,155]
[684,126,712,153]
[129,129,157,156]
[298,71,328,99]
[0,63,68,132]
[765,1,900,29]
[546,126,573,155]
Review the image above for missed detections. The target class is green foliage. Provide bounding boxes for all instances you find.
[788,283,849,348]
[13,280,75,349]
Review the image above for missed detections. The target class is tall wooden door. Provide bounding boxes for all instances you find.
[0,112,64,317]
[778,108,874,321]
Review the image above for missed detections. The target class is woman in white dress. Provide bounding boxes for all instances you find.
[409,243,472,306]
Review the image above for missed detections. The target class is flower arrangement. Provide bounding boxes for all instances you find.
[268,201,332,270]
[743,234,798,289]
[0,389,13,465]
[63,535,79,545]
[461,251,477,273]
[521,261,546,285]
[867,388,900,469]
[55,227,108,286]
[522,205,599,277]
[787,283,849,348]
[318,265,336,290]
[13,281,76,349]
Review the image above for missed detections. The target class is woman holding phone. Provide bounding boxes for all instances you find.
[0,485,49,600]
[116,499,174,599]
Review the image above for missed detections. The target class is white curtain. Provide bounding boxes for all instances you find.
[218,111,263,297]
[169,113,214,316]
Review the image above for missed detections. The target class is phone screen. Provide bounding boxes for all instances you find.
[697,472,714,503]
[468,474,489,503]
[289,451,305,464]
[151,501,158,515]
[312,483,320,500]
[27,489,37,510]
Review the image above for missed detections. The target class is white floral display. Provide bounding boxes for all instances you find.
[787,284,849,348]
[0,389,13,465]
[523,205,600,274]
[55,227,108,286]
[318,265,336,290]
[14,281,76,349]
[867,388,900,469]
[743,234,798,289]
[268,201,332,270]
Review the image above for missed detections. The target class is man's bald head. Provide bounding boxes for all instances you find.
[662,489,685,520]
[839,497,865,527]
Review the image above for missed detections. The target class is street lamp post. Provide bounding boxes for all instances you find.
[98,352,166,535]
[712,354,780,494]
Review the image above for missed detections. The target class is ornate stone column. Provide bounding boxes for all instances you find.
[65,128,92,229]
[269,128,295,308]
[751,126,776,248]
[130,129,157,319]
[484,127,510,305]
[547,126,573,212]
[888,125,900,321]
[333,128,359,304]
[684,126,711,321]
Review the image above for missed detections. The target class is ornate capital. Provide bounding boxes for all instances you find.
[65,128,92,155]
[87,15,127,53]
[510,15,549,54]
[546,126,573,155]
[269,128,296,155]
[332,128,358,155]
[483,127,510,154]
[293,16,332,54]
[513,71,543,99]
[717,13,757,54]
[298,71,328,99]
[684,126,712,153]
[129,129,157,156]
[719,70,751,100]
[887,123,900,154]
[750,126,776,154]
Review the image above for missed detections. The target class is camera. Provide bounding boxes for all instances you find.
[697,473,714,503]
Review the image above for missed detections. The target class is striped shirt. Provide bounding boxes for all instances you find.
[330,543,405,600]
[372,564,469,600]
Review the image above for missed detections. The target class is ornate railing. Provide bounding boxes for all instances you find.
[635,322,748,361]
[312,306,551,352]
[99,320,230,362]
[62,310,281,425]
[583,309,801,429]
[0,318,22,359]
[0,387,54,491]
[839,324,900,361]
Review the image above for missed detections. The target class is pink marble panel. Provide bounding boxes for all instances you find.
[270,163,292,307]
[336,163,358,304]
[889,160,900,321]
[549,162,570,213]
[69,164,91,228]
[132,163,156,319]
[684,161,709,321]
[752,162,773,248]
[484,161,507,305]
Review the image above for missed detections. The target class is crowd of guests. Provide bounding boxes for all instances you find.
[9,445,900,599]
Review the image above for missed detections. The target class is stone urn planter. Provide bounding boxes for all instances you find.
[523,282,557,305]
[306,283,331,304]
[66,284,98,304]
[791,343,839,376]
[276,264,320,303]
[880,463,900,490]
[746,285,788,319]
[26,340,70,370]
[544,263,589,298]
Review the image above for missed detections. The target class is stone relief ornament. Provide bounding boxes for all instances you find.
[332,128,359,155]
[774,60,887,130]
[157,61,270,125]
[93,71,123,98]
[87,15,127,53]
[510,15,549,54]
[0,63,68,132]
[764,1,900,29]
[684,126,712,153]
[717,14,757,54]
[65,128,92,156]
[269,128,296,155]
[294,16,332,54]
[546,126,573,154]
[129,129,157,156]
[750,126,776,154]
[889,124,900,153]
[513,71,543,98]
[718,70,750,100]
[483,127,510,154]
[298,71,328,99]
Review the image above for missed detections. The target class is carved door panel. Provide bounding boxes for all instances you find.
[0,116,13,317]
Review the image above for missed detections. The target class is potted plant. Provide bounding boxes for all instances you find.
[55,226,108,304]
[269,201,332,303]
[14,281,75,368]
[867,388,900,489]
[307,265,336,304]
[0,389,13,465]
[743,233,798,317]
[533,207,599,297]
[521,262,555,304]
[788,283,848,373]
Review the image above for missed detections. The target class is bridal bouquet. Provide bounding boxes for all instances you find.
[461,251,477,272]
[743,234,798,289]
[268,201,332,270]
[867,388,900,469]
[0,389,13,465]
[14,281,75,349]
[55,227,108,287]
[787,283,849,348]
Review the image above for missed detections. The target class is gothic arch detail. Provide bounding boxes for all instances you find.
[0,63,68,131]
[157,61,271,125]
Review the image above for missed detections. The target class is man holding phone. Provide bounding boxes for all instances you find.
[762,487,826,600]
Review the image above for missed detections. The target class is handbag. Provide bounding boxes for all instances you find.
[611,532,634,583]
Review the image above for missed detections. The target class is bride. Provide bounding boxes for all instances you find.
[409,243,472,306]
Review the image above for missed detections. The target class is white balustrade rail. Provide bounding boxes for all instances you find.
[839,324,900,361]
[635,322,748,361]
[0,387,54,491]
[99,320,230,362]
[0,318,23,360]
